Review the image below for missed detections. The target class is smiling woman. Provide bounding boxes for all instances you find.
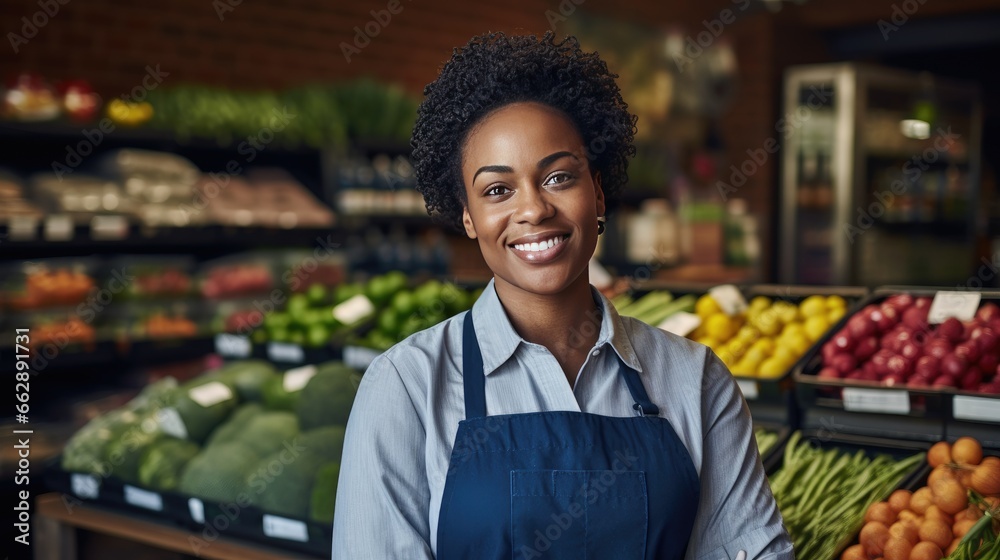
[331,32,794,560]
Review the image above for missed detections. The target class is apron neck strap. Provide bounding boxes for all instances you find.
[461,310,660,419]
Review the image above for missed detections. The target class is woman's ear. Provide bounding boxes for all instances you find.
[593,171,606,217]
[462,206,478,239]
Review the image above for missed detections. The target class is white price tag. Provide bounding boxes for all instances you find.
[214,333,251,358]
[658,312,702,337]
[709,285,748,316]
[124,485,164,512]
[43,214,73,241]
[8,216,38,240]
[343,345,381,371]
[262,514,309,542]
[333,294,375,325]
[71,473,100,499]
[90,215,129,240]
[953,396,1000,423]
[588,258,614,290]
[156,407,188,440]
[283,365,317,392]
[268,342,305,363]
[188,382,234,408]
[928,292,981,324]
[842,388,911,415]
[736,379,759,400]
[188,498,205,524]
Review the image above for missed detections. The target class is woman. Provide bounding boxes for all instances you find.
[332,32,793,559]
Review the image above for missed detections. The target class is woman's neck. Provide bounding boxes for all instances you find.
[493,273,603,385]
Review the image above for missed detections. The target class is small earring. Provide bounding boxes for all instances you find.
[597,216,606,235]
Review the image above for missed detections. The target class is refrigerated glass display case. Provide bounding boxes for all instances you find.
[779,63,981,286]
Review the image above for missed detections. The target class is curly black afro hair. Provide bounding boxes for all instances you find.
[410,32,637,231]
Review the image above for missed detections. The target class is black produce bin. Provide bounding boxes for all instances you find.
[794,288,1000,444]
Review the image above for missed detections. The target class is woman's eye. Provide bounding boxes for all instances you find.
[544,172,573,186]
[485,185,510,196]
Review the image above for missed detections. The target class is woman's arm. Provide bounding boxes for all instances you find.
[331,354,433,559]
[685,350,795,560]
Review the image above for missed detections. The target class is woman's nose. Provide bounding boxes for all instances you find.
[514,185,555,224]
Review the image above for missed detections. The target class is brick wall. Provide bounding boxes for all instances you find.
[3,0,994,279]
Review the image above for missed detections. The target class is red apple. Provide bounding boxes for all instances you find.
[885,294,915,310]
[915,355,940,379]
[859,369,880,382]
[980,353,1000,375]
[925,339,953,360]
[902,307,929,330]
[978,380,1000,394]
[883,373,907,387]
[908,376,931,388]
[875,306,899,332]
[976,302,1000,323]
[973,327,998,354]
[886,354,913,378]
[848,315,876,339]
[941,353,969,378]
[900,341,922,361]
[938,317,965,343]
[914,297,933,309]
[832,332,856,353]
[934,375,958,389]
[831,353,858,375]
[822,341,839,362]
[954,341,981,364]
[871,350,893,376]
[818,367,841,380]
[855,336,879,361]
[959,367,981,391]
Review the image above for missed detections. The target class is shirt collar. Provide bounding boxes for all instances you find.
[470,278,643,376]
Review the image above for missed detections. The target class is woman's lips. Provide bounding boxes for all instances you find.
[508,234,569,263]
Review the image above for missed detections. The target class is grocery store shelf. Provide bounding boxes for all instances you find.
[34,493,319,560]
[0,224,344,258]
[871,219,969,236]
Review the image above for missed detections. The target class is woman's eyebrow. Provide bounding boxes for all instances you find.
[472,151,579,183]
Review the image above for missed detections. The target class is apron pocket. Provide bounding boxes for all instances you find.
[510,469,648,560]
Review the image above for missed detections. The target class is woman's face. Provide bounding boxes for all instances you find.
[461,102,605,297]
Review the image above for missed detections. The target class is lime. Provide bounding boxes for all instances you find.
[390,290,417,317]
[264,312,291,332]
[383,271,408,293]
[287,293,310,318]
[377,310,401,336]
[306,283,328,306]
[305,324,330,348]
[287,329,306,346]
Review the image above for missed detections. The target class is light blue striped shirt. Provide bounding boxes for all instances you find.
[332,279,793,559]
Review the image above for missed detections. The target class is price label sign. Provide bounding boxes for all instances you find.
[124,485,164,512]
[343,345,381,371]
[43,215,73,241]
[333,294,375,325]
[188,381,234,408]
[71,474,100,499]
[188,498,206,524]
[842,388,911,415]
[928,292,981,324]
[8,216,38,240]
[156,407,189,440]
[953,396,1000,423]
[736,379,759,401]
[90,215,129,240]
[657,312,702,337]
[215,333,251,358]
[262,514,309,542]
[268,342,305,363]
[708,285,748,316]
[283,365,317,392]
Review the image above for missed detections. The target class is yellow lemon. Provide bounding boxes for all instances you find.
[736,325,760,343]
[725,338,749,359]
[750,338,775,355]
[716,349,737,367]
[799,295,827,318]
[804,315,830,342]
[773,346,797,365]
[743,347,768,367]
[781,322,805,339]
[753,308,783,336]
[758,358,786,378]
[705,313,737,341]
[776,304,799,325]
[749,296,771,312]
[695,336,720,351]
[695,295,721,319]
[825,295,847,310]
[787,333,811,356]
[827,307,846,325]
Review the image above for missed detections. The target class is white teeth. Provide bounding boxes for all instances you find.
[513,236,564,252]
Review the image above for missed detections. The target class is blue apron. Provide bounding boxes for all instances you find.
[436,311,701,560]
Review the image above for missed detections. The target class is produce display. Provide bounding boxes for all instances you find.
[136,310,200,339]
[200,261,275,300]
[611,290,698,328]
[768,432,925,558]
[3,263,95,310]
[360,278,481,351]
[690,292,849,378]
[755,428,781,458]
[843,437,1000,559]
[815,295,1000,393]
[59,360,358,526]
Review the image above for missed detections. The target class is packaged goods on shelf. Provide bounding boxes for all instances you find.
[0,257,98,310]
[110,256,195,300]
[0,170,44,223]
[246,168,336,229]
[198,252,278,300]
[102,149,204,227]
[30,173,132,220]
